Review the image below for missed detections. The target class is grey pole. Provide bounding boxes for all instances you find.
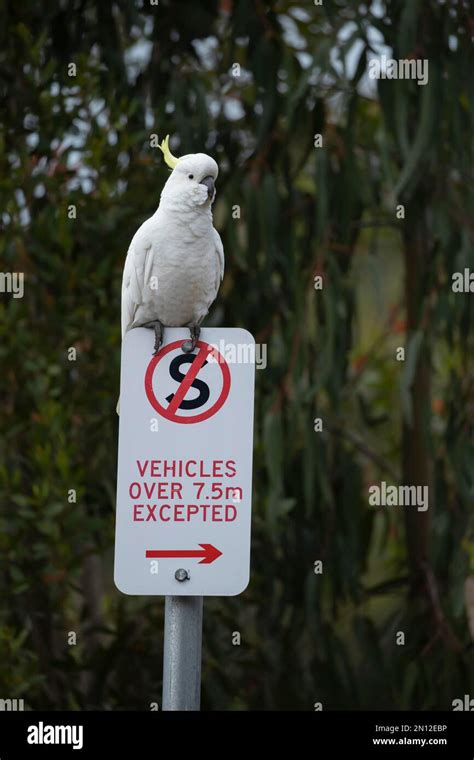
[162,595,203,710]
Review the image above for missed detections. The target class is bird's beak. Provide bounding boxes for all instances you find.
[200,176,215,202]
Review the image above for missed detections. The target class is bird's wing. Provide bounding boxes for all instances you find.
[213,227,225,290]
[121,229,153,337]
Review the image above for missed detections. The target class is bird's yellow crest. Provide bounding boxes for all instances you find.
[158,134,180,169]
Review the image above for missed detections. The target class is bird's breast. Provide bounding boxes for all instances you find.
[141,231,218,327]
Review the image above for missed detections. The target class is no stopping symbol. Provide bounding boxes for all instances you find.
[145,340,231,424]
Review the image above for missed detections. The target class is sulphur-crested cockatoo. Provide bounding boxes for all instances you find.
[121,135,224,355]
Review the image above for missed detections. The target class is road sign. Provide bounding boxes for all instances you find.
[114,327,256,596]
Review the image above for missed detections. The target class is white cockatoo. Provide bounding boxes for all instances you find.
[121,135,224,355]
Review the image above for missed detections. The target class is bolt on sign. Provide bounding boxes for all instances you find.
[115,327,256,596]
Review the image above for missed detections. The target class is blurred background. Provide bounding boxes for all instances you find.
[0,0,473,710]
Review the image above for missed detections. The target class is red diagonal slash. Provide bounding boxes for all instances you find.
[166,346,209,414]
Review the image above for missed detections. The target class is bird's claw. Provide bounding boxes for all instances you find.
[145,320,164,356]
[182,325,200,353]
[181,339,194,353]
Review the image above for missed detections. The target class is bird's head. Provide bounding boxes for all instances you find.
[158,135,218,208]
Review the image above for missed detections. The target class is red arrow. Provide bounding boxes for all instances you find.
[145,543,222,564]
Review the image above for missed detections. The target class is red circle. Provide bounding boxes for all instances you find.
[145,340,231,424]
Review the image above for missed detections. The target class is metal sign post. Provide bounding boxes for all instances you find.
[115,327,255,710]
[162,596,203,711]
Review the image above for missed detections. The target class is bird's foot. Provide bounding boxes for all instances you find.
[182,324,200,353]
[145,320,164,355]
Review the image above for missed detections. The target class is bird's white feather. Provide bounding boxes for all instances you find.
[121,152,224,339]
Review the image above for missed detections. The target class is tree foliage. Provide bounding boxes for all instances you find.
[0,0,473,709]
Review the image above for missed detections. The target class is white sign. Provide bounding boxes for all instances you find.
[114,327,255,596]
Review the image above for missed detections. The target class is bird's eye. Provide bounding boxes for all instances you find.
[188,174,194,179]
